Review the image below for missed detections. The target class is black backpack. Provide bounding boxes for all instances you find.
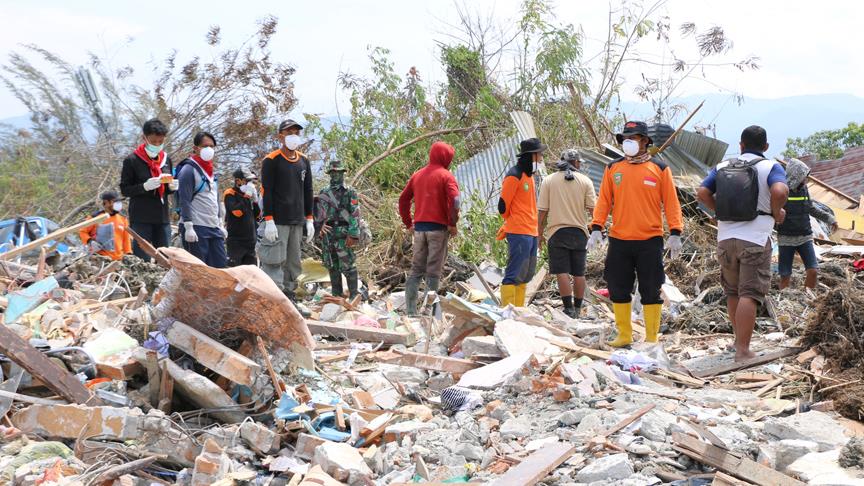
[715,157,767,222]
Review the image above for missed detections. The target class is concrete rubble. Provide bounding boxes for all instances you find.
[2,206,864,485]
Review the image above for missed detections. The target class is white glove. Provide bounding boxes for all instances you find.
[240,183,257,198]
[586,230,604,251]
[220,226,228,238]
[168,179,179,191]
[305,219,314,244]
[143,177,162,191]
[264,219,278,242]
[183,222,198,243]
[88,240,102,253]
[667,234,683,259]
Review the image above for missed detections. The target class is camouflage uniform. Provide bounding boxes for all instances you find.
[314,160,361,297]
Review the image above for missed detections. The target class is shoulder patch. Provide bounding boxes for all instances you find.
[648,158,668,172]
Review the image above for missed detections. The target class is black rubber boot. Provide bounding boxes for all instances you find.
[405,275,422,316]
[346,268,359,299]
[329,269,344,297]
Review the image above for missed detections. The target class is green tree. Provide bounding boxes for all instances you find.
[784,122,864,160]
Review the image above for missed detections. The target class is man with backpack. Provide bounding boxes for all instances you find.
[176,131,227,268]
[588,121,683,347]
[697,125,788,361]
[315,160,362,299]
[777,158,837,289]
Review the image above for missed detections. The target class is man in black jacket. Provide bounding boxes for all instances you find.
[224,167,260,266]
[120,118,177,259]
[259,119,314,299]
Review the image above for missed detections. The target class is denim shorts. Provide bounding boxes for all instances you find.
[778,241,819,276]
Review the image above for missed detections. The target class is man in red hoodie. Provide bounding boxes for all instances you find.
[398,141,460,316]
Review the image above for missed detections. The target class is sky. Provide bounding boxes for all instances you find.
[1,0,861,133]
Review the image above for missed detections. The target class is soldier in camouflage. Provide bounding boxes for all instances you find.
[314,160,361,298]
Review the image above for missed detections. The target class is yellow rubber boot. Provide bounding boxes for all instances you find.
[643,304,662,343]
[608,302,633,348]
[500,284,516,308]
[514,283,527,307]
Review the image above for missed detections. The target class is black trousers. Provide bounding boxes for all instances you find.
[604,236,664,305]
[227,238,257,267]
[129,222,170,260]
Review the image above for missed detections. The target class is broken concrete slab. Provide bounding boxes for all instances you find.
[192,439,232,486]
[461,335,504,359]
[775,439,820,473]
[165,320,261,386]
[319,303,343,322]
[154,248,315,351]
[383,350,481,374]
[313,441,373,483]
[493,319,561,357]
[132,347,244,423]
[637,409,677,442]
[557,409,590,426]
[786,449,864,485]
[295,433,333,461]
[384,419,437,443]
[764,410,850,451]
[574,453,634,482]
[457,353,532,390]
[500,416,531,440]
[239,421,280,455]
[306,319,414,345]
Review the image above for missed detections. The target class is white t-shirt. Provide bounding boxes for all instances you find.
[710,153,785,246]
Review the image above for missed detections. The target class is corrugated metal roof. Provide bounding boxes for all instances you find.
[510,112,536,140]
[808,146,864,199]
[453,135,520,212]
[668,130,728,169]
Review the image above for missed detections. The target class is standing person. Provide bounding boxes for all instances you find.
[175,131,227,268]
[79,191,132,261]
[259,119,314,300]
[537,149,596,318]
[588,121,683,347]
[120,118,177,259]
[398,141,460,316]
[315,160,361,299]
[777,158,837,289]
[498,138,545,307]
[697,125,788,361]
[224,167,260,267]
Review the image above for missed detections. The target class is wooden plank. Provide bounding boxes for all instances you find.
[145,350,160,407]
[257,336,286,398]
[692,348,801,378]
[524,267,548,306]
[540,337,611,361]
[487,442,575,486]
[0,323,97,404]
[673,432,805,486]
[96,357,144,381]
[384,350,481,374]
[158,360,173,413]
[712,471,754,485]
[601,404,655,437]
[126,226,171,268]
[306,319,415,345]
[0,214,108,261]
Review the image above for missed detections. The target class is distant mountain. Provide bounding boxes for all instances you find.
[621,93,864,158]
[0,115,31,131]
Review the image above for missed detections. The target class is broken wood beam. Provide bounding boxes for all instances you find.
[0,322,98,404]
[306,320,415,345]
[488,442,576,486]
[384,350,481,374]
[601,404,655,437]
[166,321,261,386]
[672,432,805,486]
[127,226,171,268]
[468,261,500,306]
[0,213,108,261]
[692,348,801,378]
[257,336,286,399]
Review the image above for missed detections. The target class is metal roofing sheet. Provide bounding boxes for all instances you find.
[453,135,520,212]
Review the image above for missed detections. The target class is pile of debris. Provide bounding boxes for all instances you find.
[1,208,864,485]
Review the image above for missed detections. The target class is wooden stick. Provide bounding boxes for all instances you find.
[601,404,655,437]
[126,227,171,268]
[351,126,484,184]
[654,100,705,155]
[0,213,108,261]
[0,389,66,406]
[257,336,285,399]
[468,261,500,305]
[93,455,161,483]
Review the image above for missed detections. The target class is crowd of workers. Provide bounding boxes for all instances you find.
[79,117,833,361]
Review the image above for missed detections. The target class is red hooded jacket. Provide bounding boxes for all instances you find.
[399,142,460,229]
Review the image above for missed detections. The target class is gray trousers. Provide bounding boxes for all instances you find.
[258,223,303,292]
[409,230,450,279]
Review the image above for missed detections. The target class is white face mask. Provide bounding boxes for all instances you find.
[199,146,215,161]
[533,162,542,174]
[622,139,640,157]
[284,135,302,151]
[112,201,123,212]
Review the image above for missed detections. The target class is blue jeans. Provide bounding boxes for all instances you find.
[180,224,228,268]
[129,222,170,260]
[503,234,538,285]
[778,240,818,277]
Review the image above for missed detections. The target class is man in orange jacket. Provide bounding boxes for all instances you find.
[589,121,683,346]
[79,191,133,261]
[498,138,546,307]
